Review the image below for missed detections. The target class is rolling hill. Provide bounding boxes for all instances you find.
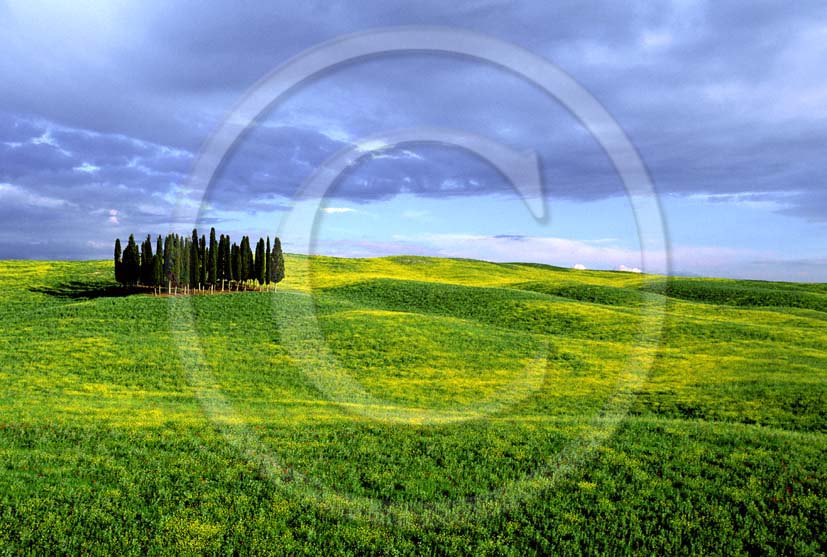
[0,255,825,555]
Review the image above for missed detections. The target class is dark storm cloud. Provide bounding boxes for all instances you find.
[0,0,825,259]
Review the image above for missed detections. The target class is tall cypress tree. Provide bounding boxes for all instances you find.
[246,237,254,281]
[223,236,232,287]
[141,235,154,285]
[208,228,218,286]
[153,235,164,289]
[265,236,271,285]
[199,234,207,287]
[181,237,189,287]
[231,243,241,285]
[267,239,275,284]
[239,236,248,282]
[139,237,146,285]
[123,234,140,286]
[114,238,123,284]
[163,234,173,288]
[174,234,182,287]
[189,229,199,289]
[255,238,265,285]
[272,237,285,285]
[217,234,227,288]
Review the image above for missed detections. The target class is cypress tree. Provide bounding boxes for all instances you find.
[141,235,153,285]
[208,228,218,286]
[153,235,163,290]
[231,243,241,286]
[174,235,182,287]
[114,238,123,284]
[239,236,249,283]
[272,237,285,285]
[246,237,255,281]
[183,236,188,282]
[223,236,231,288]
[265,236,271,286]
[139,237,146,285]
[182,237,190,288]
[255,238,265,285]
[217,234,227,289]
[267,239,275,284]
[123,234,140,286]
[180,238,186,286]
[189,229,199,289]
[163,234,173,290]
[199,234,207,288]
[137,237,143,285]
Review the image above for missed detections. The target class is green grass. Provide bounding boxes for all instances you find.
[0,257,825,555]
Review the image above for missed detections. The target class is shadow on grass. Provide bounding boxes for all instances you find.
[30,281,141,300]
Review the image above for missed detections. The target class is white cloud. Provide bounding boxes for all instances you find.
[30,129,72,156]
[356,140,386,152]
[573,263,587,270]
[408,233,648,271]
[108,209,120,224]
[31,130,57,147]
[73,162,100,174]
[0,182,72,209]
[151,183,202,212]
[684,191,798,211]
[617,264,642,273]
[322,207,356,214]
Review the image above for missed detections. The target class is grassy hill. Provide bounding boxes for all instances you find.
[0,256,825,555]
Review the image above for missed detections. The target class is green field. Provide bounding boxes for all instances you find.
[1,256,826,555]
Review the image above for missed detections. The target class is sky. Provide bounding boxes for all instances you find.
[1,1,825,281]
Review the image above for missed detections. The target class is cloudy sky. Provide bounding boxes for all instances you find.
[1,1,825,281]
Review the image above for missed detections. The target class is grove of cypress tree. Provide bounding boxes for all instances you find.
[114,229,283,293]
